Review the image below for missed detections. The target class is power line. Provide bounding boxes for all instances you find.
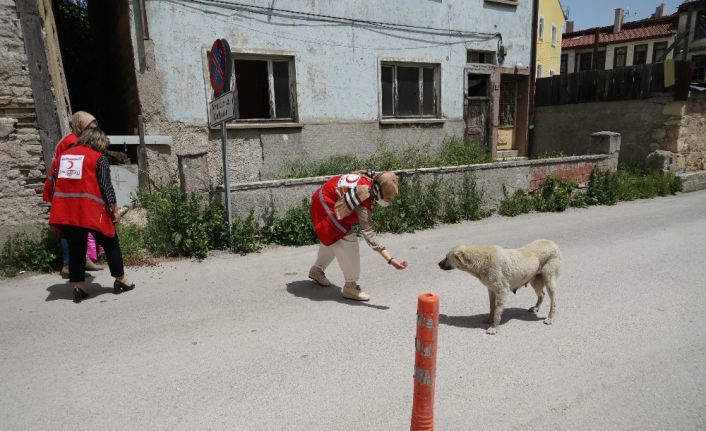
[175,0,501,42]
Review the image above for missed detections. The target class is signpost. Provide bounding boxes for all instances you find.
[207,38,238,247]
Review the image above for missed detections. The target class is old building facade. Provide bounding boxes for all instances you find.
[0,0,537,239]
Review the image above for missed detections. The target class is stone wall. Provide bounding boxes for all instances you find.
[677,92,706,172]
[0,0,48,242]
[533,96,680,167]
[533,93,706,173]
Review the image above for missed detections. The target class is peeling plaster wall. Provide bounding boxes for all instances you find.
[135,0,533,184]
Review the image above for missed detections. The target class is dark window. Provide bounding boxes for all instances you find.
[653,42,668,63]
[467,74,488,97]
[633,44,648,65]
[578,53,592,71]
[381,67,393,116]
[596,51,606,70]
[233,56,295,121]
[614,46,627,68]
[560,54,568,74]
[696,10,706,40]
[693,55,706,82]
[381,63,439,118]
[467,50,496,64]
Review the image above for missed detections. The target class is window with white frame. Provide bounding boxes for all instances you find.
[614,46,627,68]
[549,69,555,77]
[538,17,545,40]
[551,25,557,45]
[381,63,439,118]
[537,63,543,78]
[232,54,296,121]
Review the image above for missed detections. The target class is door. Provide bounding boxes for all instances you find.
[465,73,490,144]
[498,74,517,151]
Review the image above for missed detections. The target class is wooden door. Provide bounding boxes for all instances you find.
[464,73,491,144]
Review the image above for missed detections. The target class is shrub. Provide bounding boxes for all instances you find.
[441,175,490,223]
[498,186,533,217]
[231,210,262,254]
[373,175,441,233]
[534,176,574,212]
[0,229,59,277]
[116,224,155,267]
[135,184,213,259]
[617,167,683,201]
[587,167,619,205]
[261,198,317,246]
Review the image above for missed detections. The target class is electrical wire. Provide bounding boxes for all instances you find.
[170,0,502,42]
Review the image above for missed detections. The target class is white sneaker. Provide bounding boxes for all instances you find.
[342,282,370,301]
[308,266,331,287]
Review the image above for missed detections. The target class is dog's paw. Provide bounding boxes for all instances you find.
[529,307,539,314]
[485,327,497,335]
[543,318,553,325]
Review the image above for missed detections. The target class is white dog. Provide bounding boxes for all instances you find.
[438,239,562,335]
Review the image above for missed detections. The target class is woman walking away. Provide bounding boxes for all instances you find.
[308,170,408,301]
[48,128,135,303]
[43,111,104,277]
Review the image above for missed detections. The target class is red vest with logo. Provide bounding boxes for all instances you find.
[48,145,115,237]
[310,174,373,246]
[43,133,79,202]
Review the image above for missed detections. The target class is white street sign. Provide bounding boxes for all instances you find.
[209,91,238,125]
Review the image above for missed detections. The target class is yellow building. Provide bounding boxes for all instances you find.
[536,0,567,78]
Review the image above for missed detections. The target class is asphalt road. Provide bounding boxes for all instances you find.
[1,190,705,431]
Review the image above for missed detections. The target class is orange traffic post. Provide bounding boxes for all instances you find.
[411,293,439,431]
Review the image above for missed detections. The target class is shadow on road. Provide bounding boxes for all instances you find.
[46,281,115,302]
[286,280,390,310]
[439,308,543,330]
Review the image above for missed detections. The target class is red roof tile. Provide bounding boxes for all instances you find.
[562,22,675,49]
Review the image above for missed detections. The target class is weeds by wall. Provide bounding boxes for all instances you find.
[0,166,685,277]
[280,136,491,179]
[498,168,683,217]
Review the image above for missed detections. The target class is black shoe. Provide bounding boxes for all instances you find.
[113,279,135,294]
[73,287,88,303]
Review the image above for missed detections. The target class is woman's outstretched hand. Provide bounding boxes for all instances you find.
[390,258,408,270]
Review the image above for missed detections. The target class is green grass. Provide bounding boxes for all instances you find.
[279,136,491,179]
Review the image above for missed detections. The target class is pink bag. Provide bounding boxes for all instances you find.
[86,233,98,262]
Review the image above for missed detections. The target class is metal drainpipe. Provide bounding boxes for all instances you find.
[528,0,539,157]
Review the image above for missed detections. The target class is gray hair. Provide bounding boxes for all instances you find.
[77,128,109,153]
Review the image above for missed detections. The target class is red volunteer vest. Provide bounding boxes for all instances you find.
[310,174,373,246]
[43,133,78,202]
[48,145,115,237]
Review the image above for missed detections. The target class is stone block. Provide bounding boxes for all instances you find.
[662,102,685,117]
[645,150,678,174]
[178,152,210,197]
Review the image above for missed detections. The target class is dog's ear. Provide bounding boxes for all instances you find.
[453,249,474,269]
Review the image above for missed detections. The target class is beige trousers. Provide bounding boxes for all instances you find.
[313,233,360,283]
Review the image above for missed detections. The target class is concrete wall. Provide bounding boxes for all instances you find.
[218,154,615,220]
[533,96,682,166]
[0,0,49,242]
[135,0,533,184]
[534,93,706,171]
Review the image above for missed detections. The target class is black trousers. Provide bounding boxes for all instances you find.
[62,225,124,282]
